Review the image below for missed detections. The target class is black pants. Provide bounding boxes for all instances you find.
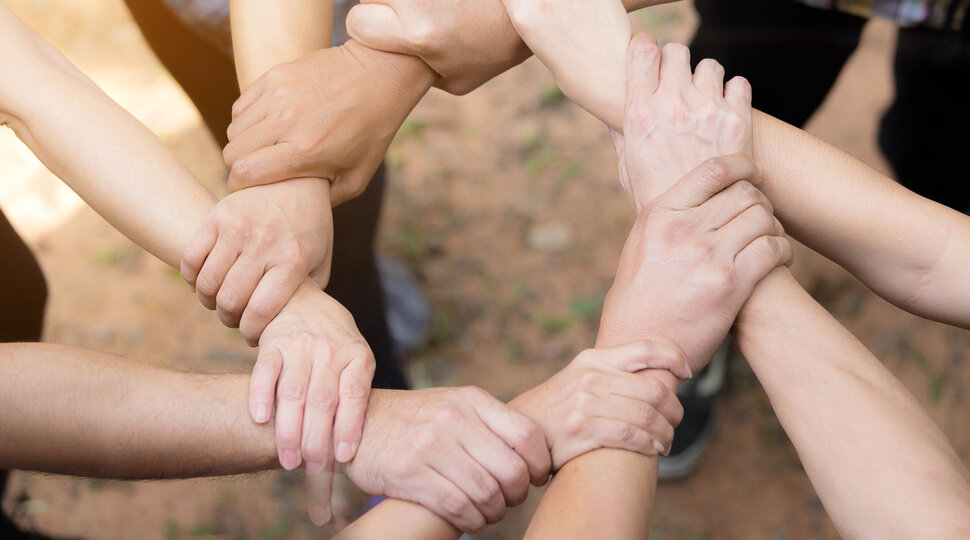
[0,208,48,536]
[692,0,970,212]
[123,0,407,389]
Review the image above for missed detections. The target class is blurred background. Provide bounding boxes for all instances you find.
[1,0,968,538]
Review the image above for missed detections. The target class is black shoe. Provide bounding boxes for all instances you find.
[658,339,728,481]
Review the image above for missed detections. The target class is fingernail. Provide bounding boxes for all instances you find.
[281,450,301,470]
[255,403,269,423]
[684,360,694,379]
[653,440,665,455]
[309,505,331,526]
[305,461,324,475]
[335,442,354,463]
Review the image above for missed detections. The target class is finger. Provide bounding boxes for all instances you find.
[231,80,263,120]
[332,345,376,463]
[223,116,283,172]
[180,220,218,292]
[658,42,692,95]
[626,32,661,105]
[658,154,760,210]
[250,345,283,424]
[692,58,725,99]
[735,234,794,288]
[585,341,691,379]
[275,343,313,470]
[715,203,780,256]
[701,178,773,230]
[588,391,676,454]
[345,4,409,54]
[195,239,238,311]
[429,444,506,527]
[469,389,551,486]
[239,264,307,346]
[607,372,684,428]
[216,255,264,328]
[305,457,334,526]
[225,103,267,146]
[724,75,753,117]
[227,142,309,192]
[587,416,670,457]
[459,429,531,508]
[410,470,487,533]
[301,348,340,477]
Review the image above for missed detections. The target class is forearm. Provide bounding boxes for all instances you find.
[734,269,970,538]
[510,1,970,327]
[333,499,459,540]
[229,0,333,88]
[750,112,970,328]
[0,6,216,268]
[0,343,277,478]
[525,335,677,538]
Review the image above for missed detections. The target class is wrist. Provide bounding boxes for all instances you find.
[343,39,437,94]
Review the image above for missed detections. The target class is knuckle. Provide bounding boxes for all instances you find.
[412,425,439,452]
[616,422,641,445]
[578,371,603,388]
[279,380,308,403]
[431,403,462,425]
[701,157,729,184]
[340,380,369,401]
[441,491,472,519]
[662,42,689,60]
[565,411,586,438]
[306,390,337,411]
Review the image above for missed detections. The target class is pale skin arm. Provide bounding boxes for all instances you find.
[736,269,970,539]
[0,4,214,268]
[504,0,970,329]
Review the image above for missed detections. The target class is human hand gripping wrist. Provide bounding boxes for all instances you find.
[223,40,435,204]
[248,281,376,525]
[345,0,531,95]
[600,155,793,373]
[508,343,686,471]
[612,33,753,208]
[179,177,334,343]
[341,387,551,533]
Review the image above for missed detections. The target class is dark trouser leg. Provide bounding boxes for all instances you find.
[0,209,48,535]
[691,0,867,128]
[879,25,970,212]
[123,0,406,388]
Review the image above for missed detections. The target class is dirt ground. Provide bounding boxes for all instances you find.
[2,1,969,539]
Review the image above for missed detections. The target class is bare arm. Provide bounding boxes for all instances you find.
[735,269,970,538]
[504,0,970,329]
[0,4,215,268]
[0,343,276,479]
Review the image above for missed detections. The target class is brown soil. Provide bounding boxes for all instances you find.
[2,1,968,539]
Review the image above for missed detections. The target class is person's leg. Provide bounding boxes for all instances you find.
[691,0,868,128]
[0,209,50,537]
[123,0,408,388]
[879,24,970,213]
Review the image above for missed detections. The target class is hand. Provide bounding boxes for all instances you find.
[253,282,376,523]
[501,0,631,127]
[180,178,333,344]
[509,343,686,471]
[613,33,753,209]
[346,0,531,95]
[343,387,551,533]
[600,155,793,373]
[223,41,434,204]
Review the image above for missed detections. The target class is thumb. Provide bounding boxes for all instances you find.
[657,154,761,211]
[593,341,692,380]
[346,4,409,54]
